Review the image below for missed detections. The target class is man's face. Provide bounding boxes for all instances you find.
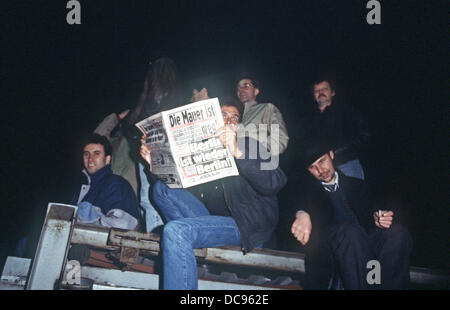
[307,151,336,183]
[313,81,335,109]
[236,78,259,103]
[221,105,240,127]
[83,143,111,175]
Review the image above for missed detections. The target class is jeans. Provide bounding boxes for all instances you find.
[152,180,241,290]
[139,162,164,232]
[336,159,365,180]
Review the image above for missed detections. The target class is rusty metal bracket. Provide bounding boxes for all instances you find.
[108,229,160,250]
[108,229,161,265]
[107,228,208,264]
[119,247,140,265]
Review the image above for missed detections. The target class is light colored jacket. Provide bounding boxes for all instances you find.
[240,101,289,156]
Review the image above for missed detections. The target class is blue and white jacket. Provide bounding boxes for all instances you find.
[71,165,140,229]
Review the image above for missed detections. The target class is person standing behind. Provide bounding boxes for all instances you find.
[300,76,369,180]
[122,57,180,233]
[236,75,289,156]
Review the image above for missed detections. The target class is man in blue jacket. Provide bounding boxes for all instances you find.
[140,99,287,290]
[71,133,140,230]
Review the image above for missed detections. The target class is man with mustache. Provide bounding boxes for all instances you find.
[300,77,369,180]
[291,142,412,289]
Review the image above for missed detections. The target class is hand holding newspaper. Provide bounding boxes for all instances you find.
[136,98,239,188]
[216,124,243,159]
[140,135,151,165]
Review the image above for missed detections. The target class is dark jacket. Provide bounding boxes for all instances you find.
[189,138,287,253]
[70,165,140,220]
[300,103,369,166]
[300,173,378,236]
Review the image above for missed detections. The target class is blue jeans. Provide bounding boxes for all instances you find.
[152,181,241,290]
[139,162,164,232]
[336,159,365,180]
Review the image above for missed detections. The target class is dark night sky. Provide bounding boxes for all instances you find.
[1,1,448,271]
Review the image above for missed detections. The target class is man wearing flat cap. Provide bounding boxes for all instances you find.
[291,142,412,290]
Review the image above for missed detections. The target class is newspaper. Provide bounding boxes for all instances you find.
[136,98,239,188]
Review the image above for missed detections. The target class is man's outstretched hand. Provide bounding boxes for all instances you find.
[291,211,312,246]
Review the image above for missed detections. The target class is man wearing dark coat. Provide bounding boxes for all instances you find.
[299,77,369,180]
[70,133,140,230]
[291,142,412,290]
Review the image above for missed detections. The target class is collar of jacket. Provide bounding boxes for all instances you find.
[243,100,258,114]
[321,171,340,192]
[316,101,338,115]
[81,165,112,186]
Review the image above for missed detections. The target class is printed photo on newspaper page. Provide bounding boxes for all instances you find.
[162,97,239,188]
[135,113,183,188]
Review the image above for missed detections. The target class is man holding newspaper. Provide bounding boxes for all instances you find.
[139,98,287,290]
